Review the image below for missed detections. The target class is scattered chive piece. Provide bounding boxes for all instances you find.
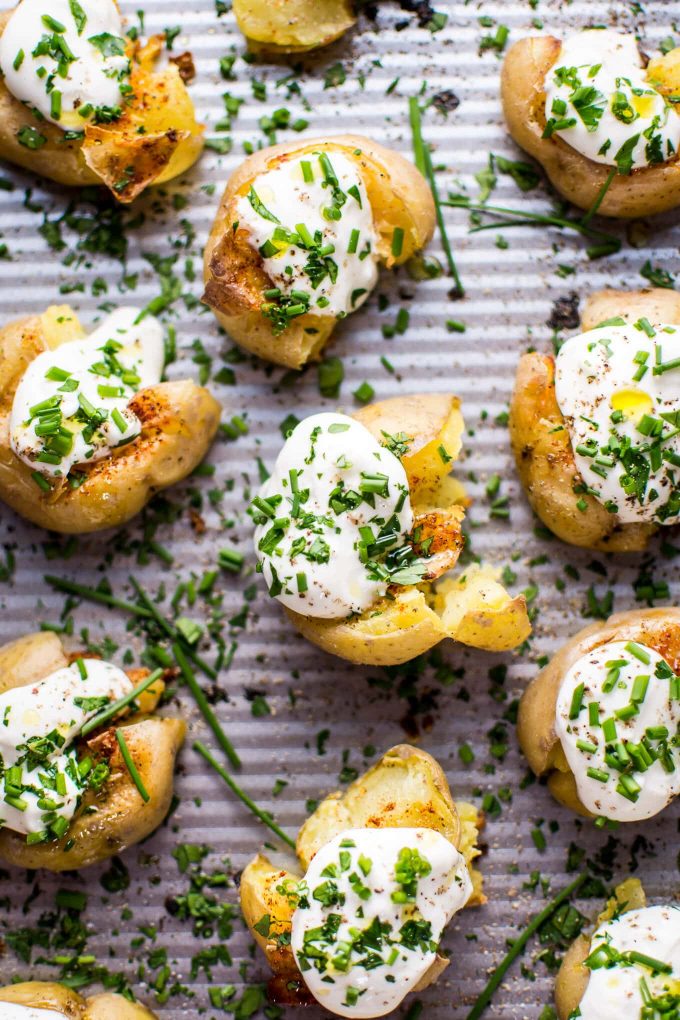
[81,669,163,737]
[569,682,585,720]
[391,226,404,258]
[218,547,244,573]
[625,641,650,664]
[116,728,150,803]
[173,643,241,769]
[353,381,375,404]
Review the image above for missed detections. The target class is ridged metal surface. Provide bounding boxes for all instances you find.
[0,1,678,1018]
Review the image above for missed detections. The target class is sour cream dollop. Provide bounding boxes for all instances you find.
[291,827,472,1018]
[579,905,680,1020]
[544,29,680,171]
[0,0,131,131]
[555,319,680,524]
[0,658,132,841]
[1,1006,68,1019]
[11,307,164,483]
[555,639,680,822]
[253,413,418,618]
[235,150,379,328]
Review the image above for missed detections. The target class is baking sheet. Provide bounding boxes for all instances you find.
[0,1,678,1017]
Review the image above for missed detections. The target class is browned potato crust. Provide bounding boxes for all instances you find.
[0,307,221,533]
[509,288,680,551]
[517,608,680,816]
[203,135,435,369]
[0,13,203,202]
[501,37,680,218]
[233,0,356,53]
[0,982,158,1019]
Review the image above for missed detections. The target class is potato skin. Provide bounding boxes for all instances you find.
[509,288,680,551]
[203,135,435,369]
[0,632,186,871]
[517,607,680,816]
[0,12,203,202]
[233,0,356,53]
[501,36,680,218]
[0,308,221,534]
[0,982,158,1019]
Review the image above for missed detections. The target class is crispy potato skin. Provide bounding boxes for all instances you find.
[518,608,680,816]
[203,135,435,369]
[239,744,484,1006]
[233,0,356,53]
[0,632,186,871]
[501,37,680,218]
[0,308,220,533]
[282,394,530,664]
[509,288,680,551]
[0,982,158,1019]
[0,12,203,202]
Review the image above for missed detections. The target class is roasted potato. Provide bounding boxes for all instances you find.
[509,287,680,551]
[0,631,185,871]
[501,36,680,218]
[517,607,680,817]
[203,135,435,369]
[239,744,485,1005]
[0,305,221,534]
[0,10,203,202]
[0,982,158,1019]
[282,393,530,665]
[555,879,648,1020]
[233,0,356,54]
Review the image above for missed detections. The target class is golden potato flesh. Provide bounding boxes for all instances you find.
[0,14,203,202]
[508,288,680,552]
[517,607,680,816]
[501,37,680,218]
[0,982,158,1019]
[203,135,435,369]
[239,744,484,1005]
[233,0,356,53]
[284,394,530,665]
[0,632,186,871]
[0,306,221,534]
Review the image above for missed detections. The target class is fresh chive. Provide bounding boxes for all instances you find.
[624,641,650,664]
[580,167,616,227]
[576,738,597,754]
[81,669,163,737]
[569,682,585,720]
[111,407,127,433]
[347,228,360,254]
[116,728,150,803]
[217,547,244,573]
[300,159,313,183]
[173,643,241,769]
[587,767,610,783]
[391,227,404,258]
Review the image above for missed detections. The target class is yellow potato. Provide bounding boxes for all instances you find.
[203,135,435,369]
[509,288,680,551]
[233,0,356,53]
[0,14,204,202]
[239,744,485,1004]
[0,305,221,534]
[282,394,530,665]
[501,37,680,218]
[517,607,680,816]
[0,982,158,1019]
[0,631,186,871]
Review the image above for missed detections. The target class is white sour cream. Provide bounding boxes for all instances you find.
[544,29,680,171]
[291,827,472,1018]
[579,905,680,1020]
[11,307,164,482]
[253,413,415,618]
[0,658,132,839]
[0,0,131,130]
[555,639,680,822]
[555,320,680,524]
[235,150,379,322]
[0,1005,68,1019]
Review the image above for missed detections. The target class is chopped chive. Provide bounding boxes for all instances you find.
[602,717,617,743]
[81,669,163,736]
[217,547,244,573]
[391,227,404,258]
[173,643,240,769]
[569,682,585,720]
[300,159,313,183]
[625,641,650,664]
[586,767,610,783]
[347,228,360,254]
[31,471,52,492]
[576,738,597,754]
[111,407,128,433]
[116,728,150,803]
[631,674,649,703]
[588,702,600,726]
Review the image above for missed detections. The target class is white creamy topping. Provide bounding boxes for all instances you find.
[235,150,379,328]
[579,905,680,1020]
[1,1005,67,1019]
[0,0,131,131]
[555,639,680,822]
[291,827,472,1019]
[11,307,164,482]
[0,659,132,839]
[555,320,680,524]
[544,29,680,171]
[253,413,420,619]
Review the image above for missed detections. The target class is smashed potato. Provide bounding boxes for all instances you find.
[0,631,185,871]
[239,744,485,1005]
[203,135,435,369]
[501,36,680,218]
[0,10,203,202]
[0,982,158,1019]
[283,393,530,665]
[233,0,356,53]
[0,305,220,534]
[509,287,680,551]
